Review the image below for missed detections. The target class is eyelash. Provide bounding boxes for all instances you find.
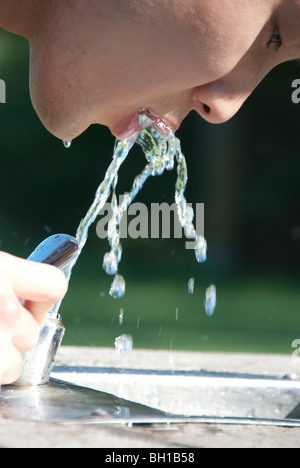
[267,27,283,50]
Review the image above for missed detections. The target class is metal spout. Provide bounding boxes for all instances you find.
[14,234,79,386]
[15,312,65,386]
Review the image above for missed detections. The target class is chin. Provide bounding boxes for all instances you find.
[34,101,90,142]
[30,81,92,142]
[44,118,88,142]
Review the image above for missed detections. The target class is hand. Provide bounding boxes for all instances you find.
[0,252,67,385]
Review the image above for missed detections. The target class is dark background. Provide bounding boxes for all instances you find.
[1,29,300,354]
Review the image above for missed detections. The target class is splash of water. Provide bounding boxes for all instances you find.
[64,111,208,301]
[101,126,207,297]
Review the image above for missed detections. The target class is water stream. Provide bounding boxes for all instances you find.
[63,110,214,313]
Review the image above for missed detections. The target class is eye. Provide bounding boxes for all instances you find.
[267,27,283,50]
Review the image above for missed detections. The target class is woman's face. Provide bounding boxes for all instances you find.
[29,0,300,141]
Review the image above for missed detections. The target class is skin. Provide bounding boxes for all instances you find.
[0,0,299,384]
[23,0,300,139]
[0,253,67,384]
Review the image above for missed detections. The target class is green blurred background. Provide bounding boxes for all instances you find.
[1,29,300,354]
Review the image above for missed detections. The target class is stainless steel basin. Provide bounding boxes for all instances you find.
[51,366,300,423]
[2,348,300,427]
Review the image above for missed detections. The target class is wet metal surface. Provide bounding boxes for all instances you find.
[0,379,172,425]
[52,367,300,422]
[1,374,300,427]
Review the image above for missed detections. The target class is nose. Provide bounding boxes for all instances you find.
[192,80,251,124]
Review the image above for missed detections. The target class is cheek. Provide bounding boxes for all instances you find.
[189,37,250,86]
[188,1,264,83]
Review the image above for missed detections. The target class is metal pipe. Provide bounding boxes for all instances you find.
[13,234,79,386]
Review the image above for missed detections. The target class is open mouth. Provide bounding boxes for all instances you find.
[113,109,176,140]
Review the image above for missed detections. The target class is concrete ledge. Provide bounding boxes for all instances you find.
[55,346,300,377]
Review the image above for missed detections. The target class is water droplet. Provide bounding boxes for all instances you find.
[283,373,299,380]
[103,251,118,276]
[109,274,126,299]
[194,235,207,263]
[119,308,124,325]
[204,285,217,317]
[188,277,195,295]
[115,334,133,356]
[63,141,72,148]
[114,406,131,418]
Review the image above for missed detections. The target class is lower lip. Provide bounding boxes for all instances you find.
[114,109,174,140]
